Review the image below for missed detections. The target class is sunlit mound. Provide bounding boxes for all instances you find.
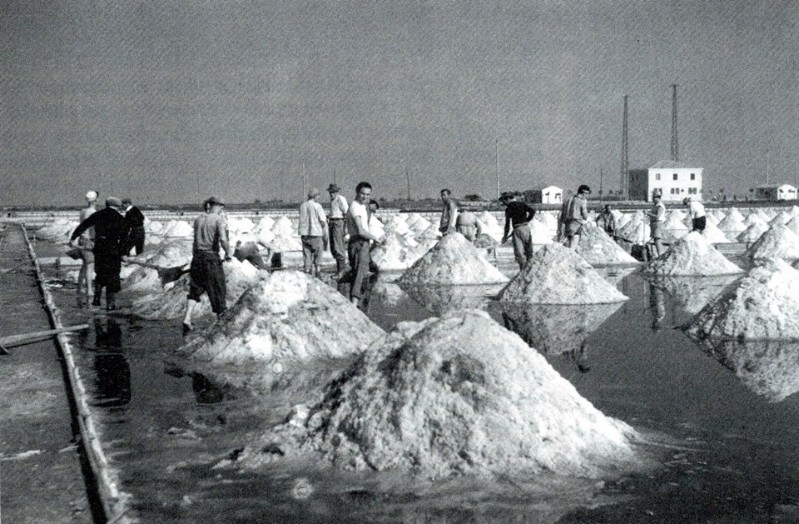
[498,243,628,304]
[37,219,79,242]
[737,222,768,244]
[744,223,799,262]
[716,208,747,234]
[643,231,742,276]
[575,224,638,265]
[370,233,427,271]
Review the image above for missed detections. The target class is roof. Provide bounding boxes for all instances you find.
[536,185,562,192]
[649,160,702,170]
[753,184,797,190]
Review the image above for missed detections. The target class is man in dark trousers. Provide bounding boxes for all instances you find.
[69,197,128,310]
[501,192,536,270]
[121,198,146,255]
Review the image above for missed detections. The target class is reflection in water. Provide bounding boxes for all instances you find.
[659,275,739,315]
[687,335,799,402]
[496,303,622,359]
[402,284,505,314]
[91,318,131,407]
[191,373,227,404]
[602,266,638,286]
[648,282,666,332]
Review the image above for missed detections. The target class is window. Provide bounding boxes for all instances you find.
[690,173,696,180]
[656,173,661,181]
[673,173,678,181]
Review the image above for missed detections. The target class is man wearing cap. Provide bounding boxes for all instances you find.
[69,197,128,309]
[182,197,231,335]
[299,188,328,277]
[327,183,349,279]
[561,184,591,248]
[76,190,98,301]
[121,198,146,255]
[501,192,536,270]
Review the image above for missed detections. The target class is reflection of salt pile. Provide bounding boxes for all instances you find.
[269,216,302,251]
[701,220,732,244]
[737,222,768,244]
[654,275,738,315]
[716,209,747,234]
[745,223,799,261]
[122,240,193,292]
[499,303,622,354]
[685,258,799,340]
[575,224,638,265]
[37,219,78,242]
[397,233,508,286]
[131,258,260,319]
[371,233,426,271]
[403,283,504,314]
[478,211,504,242]
[498,243,628,304]
[176,271,384,389]
[644,231,742,276]
[247,310,639,479]
[693,339,799,402]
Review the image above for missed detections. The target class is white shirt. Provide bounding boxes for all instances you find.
[688,200,706,219]
[329,194,349,219]
[298,199,327,236]
[346,200,370,239]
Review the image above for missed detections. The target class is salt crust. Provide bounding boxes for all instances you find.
[240,310,640,479]
[643,231,742,276]
[498,243,629,304]
[131,257,260,320]
[575,224,638,265]
[175,270,384,389]
[685,258,799,340]
[397,233,509,286]
[745,223,799,261]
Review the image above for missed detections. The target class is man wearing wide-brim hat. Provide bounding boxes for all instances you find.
[69,196,129,310]
[327,183,349,279]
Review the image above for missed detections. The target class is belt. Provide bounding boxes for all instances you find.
[329,217,344,220]
[350,236,370,242]
[512,222,529,228]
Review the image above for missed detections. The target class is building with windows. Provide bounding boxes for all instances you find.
[628,160,703,202]
[527,186,563,204]
[753,184,797,201]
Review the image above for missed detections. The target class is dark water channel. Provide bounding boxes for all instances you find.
[38,241,799,523]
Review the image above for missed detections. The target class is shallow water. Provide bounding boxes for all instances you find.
[39,243,799,523]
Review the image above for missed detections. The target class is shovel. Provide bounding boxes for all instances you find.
[0,324,90,354]
[124,259,190,286]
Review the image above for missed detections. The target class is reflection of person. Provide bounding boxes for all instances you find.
[345,182,383,307]
[327,183,349,279]
[649,282,666,331]
[455,210,483,242]
[560,185,590,248]
[92,318,130,407]
[684,196,706,232]
[570,341,590,373]
[69,197,128,310]
[595,204,616,238]
[439,189,458,235]
[76,190,97,302]
[646,192,666,257]
[501,192,536,270]
[183,197,231,336]
[121,198,146,255]
[298,188,328,277]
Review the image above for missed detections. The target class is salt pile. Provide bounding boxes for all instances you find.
[370,233,426,271]
[498,303,622,355]
[145,219,164,235]
[736,222,768,244]
[716,209,747,234]
[131,258,260,320]
[700,220,732,244]
[176,271,384,390]
[478,211,504,242]
[397,233,508,286]
[744,212,768,228]
[529,219,555,244]
[498,243,628,304]
[239,310,640,479]
[160,220,194,238]
[122,239,193,292]
[538,211,559,232]
[644,231,742,276]
[684,258,799,340]
[614,212,632,229]
[269,216,302,251]
[663,212,689,239]
[37,219,78,242]
[384,215,413,238]
[615,211,647,243]
[787,217,799,236]
[406,213,433,235]
[253,216,276,246]
[575,224,638,265]
[745,223,799,261]
[769,211,793,227]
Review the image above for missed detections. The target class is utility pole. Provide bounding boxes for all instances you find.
[302,161,307,201]
[495,138,499,199]
[599,167,604,206]
[671,84,679,162]
[405,166,411,201]
[766,149,770,185]
[620,95,629,200]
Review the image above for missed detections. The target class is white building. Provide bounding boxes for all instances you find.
[753,184,797,201]
[629,161,703,202]
[528,186,563,204]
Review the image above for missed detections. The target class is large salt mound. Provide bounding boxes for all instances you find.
[160,220,193,238]
[37,219,79,242]
[744,212,768,228]
[575,224,638,265]
[769,210,793,227]
[701,220,732,244]
[498,303,622,355]
[663,212,689,239]
[643,231,742,276]
[745,223,799,261]
[737,222,769,244]
[131,258,260,320]
[245,310,640,479]
[397,233,508,286]
[478,211,504,242]
[498,243,628,304]
[371,233,426,271]
[176,271,385,390]
[684,258,799,341]
[716,210,747,234]
[529,219,554,244]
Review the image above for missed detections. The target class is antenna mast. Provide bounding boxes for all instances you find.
[620,95,629,199]
[671,84,679,162]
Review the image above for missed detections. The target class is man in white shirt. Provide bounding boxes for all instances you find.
[298,188,328,277]
[646,192,667,257]
[327,183,349,279]
[345,182,383,306]
[684,196,706,232]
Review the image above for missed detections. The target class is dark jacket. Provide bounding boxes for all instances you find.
[124,206,145,230]
[71,207,128,256]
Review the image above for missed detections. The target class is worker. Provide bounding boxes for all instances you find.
[646,192,666,257]
[501,192,536,270]
[327,183,349,279]
[560,184,591,248]
[345,182,384,307]
[76,190,98,302]
[121,198,146,255]
[455,209,483,242]
[438,189,458,235]
[298,188,328,277]
[595,204,617,238]
[233,239,268,270]
[684,196,706,232]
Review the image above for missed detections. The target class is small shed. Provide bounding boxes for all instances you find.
[528,186,563,204]
[753,184,797,201]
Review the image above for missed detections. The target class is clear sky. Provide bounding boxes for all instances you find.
[2,0,798,206]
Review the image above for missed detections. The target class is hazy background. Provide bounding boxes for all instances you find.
[2,0,798,206]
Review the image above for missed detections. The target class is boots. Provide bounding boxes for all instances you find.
[334,259,347,281]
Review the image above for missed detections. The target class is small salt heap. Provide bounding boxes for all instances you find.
[745,223,799,261]
[787,216,799,236]
[615,211,647,243]
[644,231,742,276]
[663,211,689,239]
[176,271,385,389]
[716,208,747,235]
[160,220,194,238]
[371,233,426,271]
[397,233,508,286]
[736,222,769,244]
[253,216,276,246]
[37,219,78,242]
[685,258,799,340]
[122,239,193,292]
[700,220,732,244]
[498,243,628,304]
[240,310,640,479]
[744,212,768,229]
[269,216,302,252]
[768,210,793,227]
[477,211,504,242]
[575,224,638,265]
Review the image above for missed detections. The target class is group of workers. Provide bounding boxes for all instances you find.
[646,192,706,257]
